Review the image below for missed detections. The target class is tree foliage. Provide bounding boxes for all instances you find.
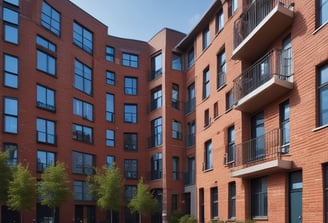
[128,177,160,218]
[38,162,70,223]
[88,164,123,211]
[0,151,13,204]
[7,164,36,211]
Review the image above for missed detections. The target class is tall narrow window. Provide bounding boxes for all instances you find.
[41,1,61,36]
[4,97,18,134]
[187,121,196,147]
[324,165,328,223]
[172,53,182,71]
[202,26,210,50]
[229,182,236,219]
[217,51,226,89]
[151,153,162,180]
[204,140,212,170]
[317,0,328,27]
[74,181,92,201]
[106,129,115,147]
[172,157,179,180]
[151,53,162,79]
[74,60,92,95]
[150,117,162,147]
[3,143,18,167]
[106,71,115,86]
[107,156,115,168]
[203,67,210,99]
[251,177,267,218]
[228,0,238,18]
[187,47,194,69]
[199,188,205,223]
[280,100,290,153]
[124,104,137,123]
[124,159,138,179]
[204,109,210,128]
[172,120,182,140]
[72,151,94,175]
[318,64,328,126]
[106,93,114,122]
[226,90,234,111]
[216,9,224,33]
[124,77,137,95]
[172,84,179,109]
[211,187,218,219]
[213,102,219,119]
[3,5,19,44]
[73,22,93,54]
[151,87,162,111]
[124,133,138,151]
[4,54,18,88]
[228,126,235,163]
[185,83,195,114]
[106,46,115,62]
[36,118,56,145]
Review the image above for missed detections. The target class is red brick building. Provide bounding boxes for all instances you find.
[0,0,328,223]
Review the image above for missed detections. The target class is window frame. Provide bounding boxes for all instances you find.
[2,6,19,44]
[72,123,93,144]
[106,129,115,147]
[172,120,182,140]
[204,140,213,170]
[318,63,328,127]
[41,1,61,36]
[72,151,95,175]
[217,50,226,89]
[151,87,162,111]
[37,84,56,112]
[3,143,18,166]
[106,93,115,122]
[317,0,328,27]
[124,104,137,123]
[203,67,210,99]
[3,53,19,88]
[106,46,115,62]
[251,177,268,218]
[202,26,210,50]
[73,22,93,54]
[151,52,162,79]
[74,59,92,96]
[211,187,219,219]
[37,150,55,172]
[106,70,115,86]
[36,118,56,145]
[124,77,138,95]
[73,98,93,122]
[122,53,139,68]
[124,133,138,151]
[124,159,138,179]
[151,152,162,180]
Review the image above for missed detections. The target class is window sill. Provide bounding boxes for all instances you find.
[312,124,328,132]
[313,21,328,35]
[203,168,213,173]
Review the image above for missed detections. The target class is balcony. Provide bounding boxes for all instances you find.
[233,49,293,113]
[232,0,294,61]
[184,98,195,115]
[228,128,292,178]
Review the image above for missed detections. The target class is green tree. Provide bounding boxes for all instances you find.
[38,162,70,223]
[0,151,13,205]
[128,177,160,223]
[7,164,36,223]
[87,164,124,223]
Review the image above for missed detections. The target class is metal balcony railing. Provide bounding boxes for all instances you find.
[233,48,293,103]
[148,133,163,148]
[233,128,281,168]
[184,98,195,114]
[186,134,195,147]
[233,0,294,49]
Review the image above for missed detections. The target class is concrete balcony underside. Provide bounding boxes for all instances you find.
[232,5,294,61]
[234,75,293,113]
[231,159,292,178]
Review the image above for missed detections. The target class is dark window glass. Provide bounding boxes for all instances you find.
[228,126,235,163]
[216,9,224,33]
[204,140,212,170]
[150,117,162,147]
[72,151,94,175]
[72,124,93,144]
[151,153,162,180]
[74,181,92,201]
[151,87,162,111]
[172,120,182,140]
[229,182,236,219]
[151,53,162,79]
[187,47,194,69]
[172,53,182,71]
[211,187,218,219]
[3,7,19,44]
[124,133,137,151]
[124,159,138,179]
[280,100,290,153]
[37,150,55,172]
[226,90,234,111]
[172,156,179,180]
[124,104,137,123]
[217,51,226,89]
[3,143,18,166]
[202,27,210,50]
[251,177,267,218]
[203,68,210,99]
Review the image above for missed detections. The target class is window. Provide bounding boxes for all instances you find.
[151,53,162,79]
[187,47,194,69]
[72,124,93,144]
[151,87,162,111]
[217,51,226,89]
[124,77,137,95]
[74,59,92,95]
[124,159,138,179]
[4,54,18,88]
[106,71,115,86]
[226,90,234,111]
[211,187,218,219]
[204,109,210,128]
[204,140,212,170]
[318,0,328,27]
[228,0,238,18]
[228,126,235,163]
[36,35,56,52]
[172,120,182,140]
[74,181,92,201]
[4,0,19,6]
[229,182,236,219]
[216,9,224,33]
[3,143,18,166]
[172,156,179,180]
[37,150,55,172]
[73,98,93,121]
[73,22,93,53]
[125,185,137,202]
[107,155,115,168]
[106,129,115,147]
[186,157,195,185]
[318,64,328,126]
[185,83,195,114]
[106,93,114,122]
[124,104,137,123]
[3,6,19,44]
[151,153,162,180]
[202,26,210,50]
[324,165,328,223]
[106,46,115,62]
[251,177,267,218]
[4,97,18,134]
[187,120,196,147]
[172,53,182,71]
[280,100,290,153]
[37,85,55,111]
[37,50,56,75]
[124,133,137,151]
[122,53,138,68]
[41,2,60,36]
[251,112,265,161]
[213,102,219,119]
[172,84,180,109]
[37,118,56,145]
[72,151,94,175]
[172,194,178,211]
[203,67,210,99]
[199,188,205,223]
[150,117,162,147]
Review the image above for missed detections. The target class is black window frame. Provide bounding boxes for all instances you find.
[106,93,115,122]
[36,84,56,112]
[124,159,138,179]
[73,22,93,54]
[124,133,138,151]
[318,63,328,126]
[124,77,138,95]
[72,123,93,144]
[106,46,115,62]
[122,53,139,68]
[74,59,93,96]
[73,98,93,122]
[41,1,61,36]
[36,117,56,145]
[37,150,55,172]
[3,53,19,89]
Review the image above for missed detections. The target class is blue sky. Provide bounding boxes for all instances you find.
[69,0,214,41]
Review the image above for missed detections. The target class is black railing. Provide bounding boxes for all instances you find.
[234,0,294,48]
[150,170,162,180]
[233,48,293,104]
[186,134,195,147]
[233,128,281,167]
[148,133,163,148]
[184,98,195,114]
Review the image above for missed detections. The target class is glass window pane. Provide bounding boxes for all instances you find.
[4,25,18,44]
